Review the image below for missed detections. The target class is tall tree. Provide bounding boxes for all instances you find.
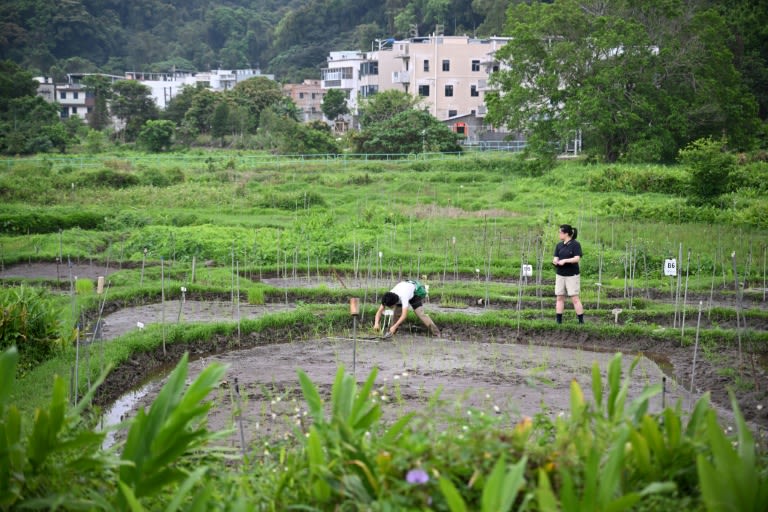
[0,60,70,154]
[357,89,421,128]
[110,80,158,141]
[321,88,349,123]
[486,0,761,163]
[231,76,283,132]
[81,75,112,131]
[351,108,462,154]
[211,100,231,146]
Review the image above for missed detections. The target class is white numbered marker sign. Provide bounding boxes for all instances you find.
[663,258,677,277]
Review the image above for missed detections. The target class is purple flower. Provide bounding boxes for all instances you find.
[406,468,430,484]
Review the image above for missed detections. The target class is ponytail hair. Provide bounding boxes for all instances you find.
[559,224,578,239]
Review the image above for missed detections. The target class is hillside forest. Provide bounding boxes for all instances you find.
[0,0,766,162]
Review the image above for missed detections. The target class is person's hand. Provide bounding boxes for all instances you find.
[389,326,397,335]
[373,322,380,331]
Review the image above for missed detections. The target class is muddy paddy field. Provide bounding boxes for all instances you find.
[2,262,766,448]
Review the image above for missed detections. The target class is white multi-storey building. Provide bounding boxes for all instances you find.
[37,69,276,124]
[321,35,512,139]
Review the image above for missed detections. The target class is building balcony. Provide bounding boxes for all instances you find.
[322,78,356,90]
[392,71,410,84]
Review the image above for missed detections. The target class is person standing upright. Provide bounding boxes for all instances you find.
[552,224,584,324]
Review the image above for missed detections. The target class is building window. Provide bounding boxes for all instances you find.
[360,61,379,76]
[423,60,429,72]
[471,85,479,97]
[442,60,450,71]
[73,91,79,99]
[445,84,453,97]
[299,92,304,99]
[448,110,457,117]
[60,91,66,100]
[311,93,316,99]
[71,107,77,114]
[60,107,68,118]
[472,60,480,72]
[418,85,430,96]
[360,85,378,97]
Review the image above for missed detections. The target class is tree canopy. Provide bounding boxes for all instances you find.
[486,0,762,162]
[351,108,462,154]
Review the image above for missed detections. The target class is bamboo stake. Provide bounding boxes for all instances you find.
[690,301,703,392]
[681,248,691,340]
[730,252,744,377]
[161,257,166,357]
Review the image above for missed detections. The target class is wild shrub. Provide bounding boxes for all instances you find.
[257,191,326,210]
[103,210,152,230]
[586,166,687,195]
[0,208,104,234]
[71,168,140,189]
[678,138,737,204]
[0,286,69,375]
[0,163,54,201]
[138,166,185,187]
[727,161,768,193]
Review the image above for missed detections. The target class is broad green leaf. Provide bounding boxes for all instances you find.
[569,379,586,422]
[298,369,324,424]
[607,353,622,417]
[591,361,603,409]
[381,412,414,443]
[439,477,468,512]
[481,454,507,512]
[0,347,19,408]
[163,466,208,512]
[118,481,146,512]
[536,469,559,512]
[351,366,378,423]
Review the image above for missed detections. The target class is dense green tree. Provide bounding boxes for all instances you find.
[0,60,71,154]
[163,83,209,126]
[258,107,340,154]
[81,74,112,131]
[486,0,761,163]
[110,80,159,141]
[0,60,37,103]
[231,76,284,132]
[0,96,69,154]
[182,88,218,136]
[321,88,349,122]
[211,101,231,146]
[357,89,421,128]
[137,119,175,151]
[351,108,462,154]
[272,97,302,122]
[720,0,768,121]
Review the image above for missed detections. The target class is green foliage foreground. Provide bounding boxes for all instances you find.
[1,345,766,511]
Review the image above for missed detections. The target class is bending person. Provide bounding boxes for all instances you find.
[374,279,441,337]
